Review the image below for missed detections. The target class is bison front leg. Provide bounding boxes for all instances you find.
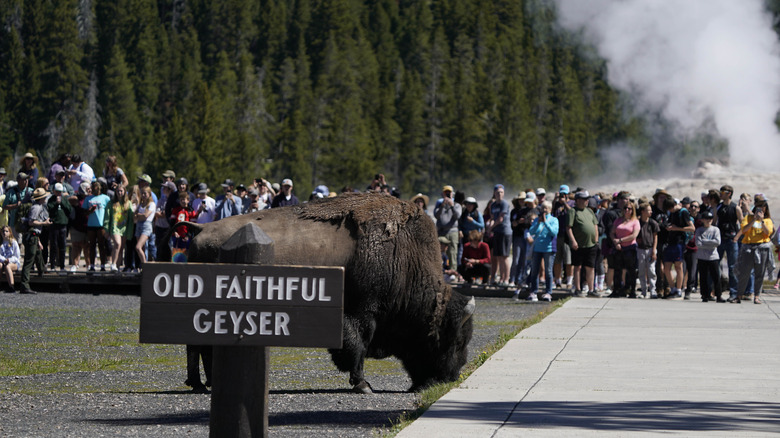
[328,315,375,394]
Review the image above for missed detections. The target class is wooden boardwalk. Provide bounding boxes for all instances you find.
[10,269,142,294]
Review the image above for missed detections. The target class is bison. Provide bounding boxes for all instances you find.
[164,192,474,393]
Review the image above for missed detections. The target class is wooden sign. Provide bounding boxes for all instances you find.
[140,262,344,348]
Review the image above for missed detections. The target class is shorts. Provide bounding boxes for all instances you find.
[572,244,598,268]
[70,228,87,243]
[662,243,684,263]
[555,236,571,265]
[491,233,512,257]
[135,221,153,238]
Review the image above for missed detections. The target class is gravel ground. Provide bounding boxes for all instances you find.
[0,291,553,437]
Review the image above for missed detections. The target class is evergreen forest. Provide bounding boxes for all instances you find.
[0,0,741,198]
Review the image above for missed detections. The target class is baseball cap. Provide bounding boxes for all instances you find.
[17,171,28,180]
[53,183,65,192]
[524,192,536,203]
[162,170,176,179]
[177,177,188,185]
[161,181,176,191]
[236,184,247,191]
[282,178,293,187]
[137,174,152,184]
[221,179,235,187]
[701,210,714,219]
[196,183,209,194]
[575,190,590,200]
[559,185,569,194]
[464,196,477,204]
[0,167,6,175]
[442,185,454,193]
[536,187,546,196]
[494,184,504,191]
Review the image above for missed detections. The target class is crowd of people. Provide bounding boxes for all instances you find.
[1,152,777,306]
[0,152,317,294]
[423,183,780,305]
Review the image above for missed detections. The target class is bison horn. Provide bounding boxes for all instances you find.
[461,296,475,326]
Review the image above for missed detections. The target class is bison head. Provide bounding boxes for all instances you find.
[402,294,475,392]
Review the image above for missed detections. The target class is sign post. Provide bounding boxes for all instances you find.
[140,223,344,437]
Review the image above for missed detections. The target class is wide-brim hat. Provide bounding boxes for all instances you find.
[32,187,48,201]
[20,152,38,166]
[410,193,429,206]
[652,189,670,199]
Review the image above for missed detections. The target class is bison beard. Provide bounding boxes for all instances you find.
[166,193,474,393]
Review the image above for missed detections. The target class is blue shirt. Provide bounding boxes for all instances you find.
[82,194,110,227]
[529,214,559,253]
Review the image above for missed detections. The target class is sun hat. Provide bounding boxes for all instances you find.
[20,152,38,166]
[32,187,48,201]
[410,193,430,207]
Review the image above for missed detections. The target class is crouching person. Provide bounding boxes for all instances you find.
[459,230,491,283]
[20,188,52,294]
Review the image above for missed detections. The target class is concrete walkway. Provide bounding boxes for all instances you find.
[398,293,780,437]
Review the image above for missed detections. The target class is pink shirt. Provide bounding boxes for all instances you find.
[614,217,640,247]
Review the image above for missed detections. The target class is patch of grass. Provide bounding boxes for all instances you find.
[383,299,567,436]
[0,306,183,378]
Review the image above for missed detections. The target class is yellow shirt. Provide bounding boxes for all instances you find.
[740,215,774,244]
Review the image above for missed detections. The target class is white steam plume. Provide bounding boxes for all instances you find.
[555,0,780,169]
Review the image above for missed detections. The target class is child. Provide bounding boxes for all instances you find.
[0,225,21,292]
[695,210,723,302]
[170,192,198,249]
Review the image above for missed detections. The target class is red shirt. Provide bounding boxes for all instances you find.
[461,241,491,266]
[171,206,198,235]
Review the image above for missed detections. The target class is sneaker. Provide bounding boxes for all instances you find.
[111,264,118,272]
[573,290,586,298]
[88,265,95,272]
[541,293,552,302]
[587,290,602,298]
[582,285,590,294]
[667,290,683,300]
[527,292,539,302]
[69,265,78,272]
[512,291,521,302]
[507,282,516,288]
[683,291,691,300]
[650,293,658,299]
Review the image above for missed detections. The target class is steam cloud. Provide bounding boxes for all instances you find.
[555,0,780,169]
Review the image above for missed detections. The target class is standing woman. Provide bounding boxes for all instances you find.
[0,225,21,292]
[610,201,641,297]
[526,200,559,302]
[134,186,156,270]
[105,185,134,272]
[103,155,128,198]
[19,152,39,185]
[82,180,111,271]
[733,198,774,304]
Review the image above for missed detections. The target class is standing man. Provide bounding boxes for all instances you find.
[19,188,51,294]
[434,185,462,274]
[716,184,743,301]
[67,155,94,190]
[215,179,243,219]
[567,191,600,297]
[3,172,34,241]
[486,184,512,286]
[46,183,72,272]
[271,178,299,208]
[192,183,216,223]
[662,196,695,299]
